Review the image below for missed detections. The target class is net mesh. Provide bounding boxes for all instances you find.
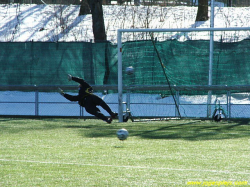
[122,32,250,90]
[120,30,250,118]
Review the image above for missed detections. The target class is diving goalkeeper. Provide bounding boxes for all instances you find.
[58,74,118,123]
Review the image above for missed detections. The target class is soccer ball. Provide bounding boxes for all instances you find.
[125,66,134,75]
[116,128,129,141]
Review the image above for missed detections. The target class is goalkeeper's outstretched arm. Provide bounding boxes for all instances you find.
[58,87,79,101]
[68,74,92,90]
[63,93,79,102]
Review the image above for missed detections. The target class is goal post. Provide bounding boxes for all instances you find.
[117,27,250,122]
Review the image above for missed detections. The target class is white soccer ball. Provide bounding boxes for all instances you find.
[125,66,134,75]
[116,128,129,141]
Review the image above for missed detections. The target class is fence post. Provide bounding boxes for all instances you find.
[35,86,39,116]
[227,91,231,119]
[80,106,84,117]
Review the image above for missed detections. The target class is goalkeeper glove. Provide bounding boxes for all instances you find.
[58,88,65,96]
[68,74,72,81]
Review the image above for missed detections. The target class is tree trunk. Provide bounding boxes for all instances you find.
[79,0,106,42]
[88,0,107,42]
[79,0,91,15]
[79,0,108,84]
[195,0,209,21]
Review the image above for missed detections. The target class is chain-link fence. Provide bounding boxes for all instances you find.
[1,85,250,119]
[0,85,118,117]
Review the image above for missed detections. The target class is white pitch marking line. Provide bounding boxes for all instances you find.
[0,158,249,175]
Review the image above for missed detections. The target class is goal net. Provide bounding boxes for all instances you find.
[117,28,250,122]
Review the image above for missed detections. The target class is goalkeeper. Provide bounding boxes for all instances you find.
[58,74,118,124]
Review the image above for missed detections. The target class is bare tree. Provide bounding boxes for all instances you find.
[79,0,106,42]
[195,0,209,21]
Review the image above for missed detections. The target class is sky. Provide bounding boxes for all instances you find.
[1,4,250,43]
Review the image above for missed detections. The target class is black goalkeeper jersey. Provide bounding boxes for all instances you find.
[63,76,93,106]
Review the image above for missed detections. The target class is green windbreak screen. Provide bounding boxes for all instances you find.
[1,39,250,88]
[0,42,118,86]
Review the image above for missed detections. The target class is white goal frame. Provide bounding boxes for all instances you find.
[117,27,250,122]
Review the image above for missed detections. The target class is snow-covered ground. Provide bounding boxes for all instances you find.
[1,90,250,118]
[1,4,250,43]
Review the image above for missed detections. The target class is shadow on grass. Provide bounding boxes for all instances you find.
[132,119,250,141]
[71,119,250,141]
[0,118,249,141]
[65,124,119,138]
[0,118,84,134]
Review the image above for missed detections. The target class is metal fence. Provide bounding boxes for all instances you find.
[1,85,250,120]
[0,85,117,118]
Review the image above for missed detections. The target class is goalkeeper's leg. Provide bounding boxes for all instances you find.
[85,105,112,124]
[99,100,118,119]
[89,94,118,119]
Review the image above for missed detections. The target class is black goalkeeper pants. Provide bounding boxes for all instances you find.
[83,94,113,121]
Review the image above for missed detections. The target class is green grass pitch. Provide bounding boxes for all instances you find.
[0,118,249,186]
